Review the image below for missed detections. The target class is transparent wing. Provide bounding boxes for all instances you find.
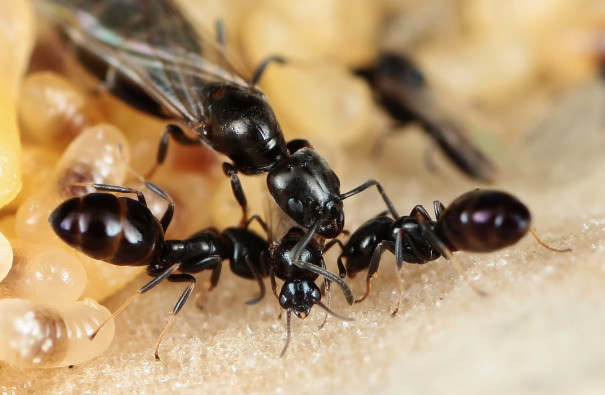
[36,0,251,128]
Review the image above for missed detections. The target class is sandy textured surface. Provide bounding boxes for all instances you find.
[2,0,605,394]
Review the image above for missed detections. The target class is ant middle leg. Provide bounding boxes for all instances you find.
[289,222,354,305]
[339,179,400,218]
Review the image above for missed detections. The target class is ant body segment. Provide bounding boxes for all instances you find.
[336,189,571,315]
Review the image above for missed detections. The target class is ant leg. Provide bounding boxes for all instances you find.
[279,310,292,358]
[246,215,269,235]
[89,264,180,341]
[154,273,196,361]
[417,221,487,297]
[290,222,354,305]
[324,239,347,278]
[222,162,248,227]
[251,55,287,85]
[410,205,433,222]
[149,124,203,178]
[59,182,148,205]
[243,255,266,305]
[208,258,223,291]
[60,181,175,231]
[357,240,395,304]
[530,229,572,253]
[269,266,279,300]
[144,181,175,231]
[286,139,313,154]
[317,258,331,330]
[392,232,406,316]
[340,180,400,218]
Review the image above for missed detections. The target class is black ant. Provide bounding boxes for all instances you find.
[355,53,496,182]
[335,189,571,315]
[49,180,354,359]
[265,226,353,357]
[40,0,392,281]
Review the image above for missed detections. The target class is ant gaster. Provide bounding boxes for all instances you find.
[336,189,571,315]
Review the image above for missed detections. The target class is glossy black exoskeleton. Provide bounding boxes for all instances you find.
[49,181,271,360]
[38,0,389,280]
[266,227,352,357]
[355,53,496,182]
[336,189,568,315]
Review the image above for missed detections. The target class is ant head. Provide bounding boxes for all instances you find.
[267,148,344,239]
[438,189,531,252]
[279,279,321,319]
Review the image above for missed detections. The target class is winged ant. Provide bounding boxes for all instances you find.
[38,0,392,285]
[355,53,496,182]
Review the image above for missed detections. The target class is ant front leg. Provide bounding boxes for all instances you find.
[289,222,354,305]
[223,162,248,227]
[340,180,400,219]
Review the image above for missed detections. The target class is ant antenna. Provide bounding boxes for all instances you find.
[530,228,572,253]
[279,310,292,358]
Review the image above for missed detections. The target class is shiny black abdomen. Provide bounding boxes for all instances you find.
[437,190,531,252]
[49,193,163,266]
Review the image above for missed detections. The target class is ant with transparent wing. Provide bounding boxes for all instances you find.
[39,0,393,289]
[335,189,571,315]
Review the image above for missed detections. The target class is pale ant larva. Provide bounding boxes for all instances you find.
[0,298,114,368]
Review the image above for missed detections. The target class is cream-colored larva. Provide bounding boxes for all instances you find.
[0,239,87,303]
[0,231,13,282]
[0,298,115,368]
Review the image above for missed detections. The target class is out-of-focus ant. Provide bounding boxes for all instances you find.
[355,53,496,182]
[40,0,391,282]
[336,189,571,315]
